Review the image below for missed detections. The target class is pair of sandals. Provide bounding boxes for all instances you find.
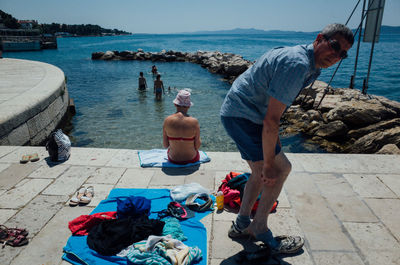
[69,186,94,206]
[20,153,39,163]
[0,225,29,248]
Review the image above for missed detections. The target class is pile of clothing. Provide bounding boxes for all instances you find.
[66,185,214,265]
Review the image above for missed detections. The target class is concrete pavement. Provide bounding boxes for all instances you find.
[0,146,399,265]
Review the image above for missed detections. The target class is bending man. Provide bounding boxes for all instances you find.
[220,23,353,254]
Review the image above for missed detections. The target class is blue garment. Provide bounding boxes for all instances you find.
[117,196,151,219]
[220,44,320,124]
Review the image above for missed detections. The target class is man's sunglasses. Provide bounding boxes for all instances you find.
[324,36,348,59]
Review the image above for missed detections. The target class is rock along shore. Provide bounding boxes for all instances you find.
[92,49,400,154]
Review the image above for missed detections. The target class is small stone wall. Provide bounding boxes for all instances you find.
[0,59,70,146]
[92,49,253,84]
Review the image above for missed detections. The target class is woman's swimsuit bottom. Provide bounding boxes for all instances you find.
[167,136,199,164]
[167,136,195,141]
[167,149,200,165]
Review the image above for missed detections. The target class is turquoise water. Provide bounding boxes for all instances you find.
[4,33,400,152]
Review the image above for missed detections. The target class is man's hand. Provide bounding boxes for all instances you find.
[261,164,279,186]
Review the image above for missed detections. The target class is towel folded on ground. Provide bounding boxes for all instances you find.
[138,149,210,168]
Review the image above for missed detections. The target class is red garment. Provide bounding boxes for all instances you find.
[218,172,277,213]
[68,211,117,235]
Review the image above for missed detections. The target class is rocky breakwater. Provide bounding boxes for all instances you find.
[283,80,400,154]
[92,49,252,83]
[92,49,400,154]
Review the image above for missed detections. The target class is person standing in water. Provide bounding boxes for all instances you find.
[154,74,165,100]
[151,65,158,75]
[138,72,147,91]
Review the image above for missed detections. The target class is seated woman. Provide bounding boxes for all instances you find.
[163,90,201,164]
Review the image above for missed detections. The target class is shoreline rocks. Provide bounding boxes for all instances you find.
[283,80,400,154]
[91,49,253,84]
[92,49,400,154]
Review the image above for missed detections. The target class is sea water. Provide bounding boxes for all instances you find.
[4,33,400,152]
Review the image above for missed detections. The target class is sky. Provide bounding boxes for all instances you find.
[1,0,399,34]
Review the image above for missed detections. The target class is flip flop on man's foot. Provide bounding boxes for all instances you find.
[69,187,87,206]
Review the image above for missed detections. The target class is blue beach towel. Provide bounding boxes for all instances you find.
[63,189,212,265]
[138,149,211,168]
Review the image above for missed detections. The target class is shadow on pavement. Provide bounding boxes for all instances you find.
[220,236,304,265]
[161,165,200,175]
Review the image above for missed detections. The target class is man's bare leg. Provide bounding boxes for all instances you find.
[236,151,291,234]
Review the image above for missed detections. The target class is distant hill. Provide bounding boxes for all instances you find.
[180,28,302,35]
[180,26,400,35]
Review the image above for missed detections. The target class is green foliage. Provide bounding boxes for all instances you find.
[38,23,130,36]
[0,9,21,29]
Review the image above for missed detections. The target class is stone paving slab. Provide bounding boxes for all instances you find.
[115,168,155,188]
[5,194,68,236]
[377,174,400,197]
[86,167,126,184]
[0,163,11,173]
[0,178,53,208]
[105,149,140,168]
[285,173,355,251]
[42,166,97,196]
[344,222,400,265]
[9,206,92,265]
[0,163,41,190]
[312,252,364,265]
[0,146,399,265]
[364,198,400,241]
[28,163,70,179]
[343,173,398,198]
[311,173,378,222]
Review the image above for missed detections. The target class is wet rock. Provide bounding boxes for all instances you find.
[102,51,115,60]
[91,52,104,60]
[348,118,400,139]
[376,144,400,155]
[348,126,400,153]
[315,120,348,138]
[326,100,396,127]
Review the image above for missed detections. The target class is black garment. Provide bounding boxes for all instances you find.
[87,215,164,256]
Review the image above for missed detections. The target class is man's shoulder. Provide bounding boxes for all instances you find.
[276,45,310,62]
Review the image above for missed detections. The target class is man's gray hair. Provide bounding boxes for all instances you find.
[321,23,354,45]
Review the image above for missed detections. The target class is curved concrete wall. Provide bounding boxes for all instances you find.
[0,58,69,145]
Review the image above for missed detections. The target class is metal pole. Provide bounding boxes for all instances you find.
[350,0,366,89]
[363,0,382,94]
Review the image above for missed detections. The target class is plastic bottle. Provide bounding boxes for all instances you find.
[216,191,224,211]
